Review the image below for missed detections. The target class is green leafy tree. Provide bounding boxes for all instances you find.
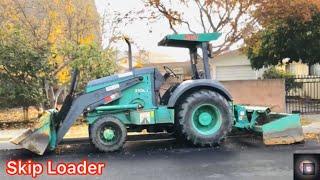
[0,0,123,109]
[0,28,52,119]
[59,41,117,90]
[245,5,320,70]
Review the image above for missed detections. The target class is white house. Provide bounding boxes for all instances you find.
[210,49,320,81]
[128,49,319,82]
[211,50,265,81]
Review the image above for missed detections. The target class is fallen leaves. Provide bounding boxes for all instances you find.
[0,107,39,122]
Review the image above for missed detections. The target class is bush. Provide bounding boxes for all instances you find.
[262,67,294,79]
[262,67,302,91]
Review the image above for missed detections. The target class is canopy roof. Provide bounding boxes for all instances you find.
[158,33,221,48]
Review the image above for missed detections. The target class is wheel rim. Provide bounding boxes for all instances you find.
[191,104,222,136]
[103,129,115,141]
[98,122,120,145]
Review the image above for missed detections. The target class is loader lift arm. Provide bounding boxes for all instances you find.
[11,75,143,155]
[56,77,143,143]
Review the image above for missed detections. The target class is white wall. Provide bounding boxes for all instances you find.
[285,62,309,76]
[211,50,264,81]
[311,64,320,76]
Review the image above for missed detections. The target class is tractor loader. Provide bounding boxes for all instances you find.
[7,33,304,155]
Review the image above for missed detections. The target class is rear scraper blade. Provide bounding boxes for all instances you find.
[259,113,304,145]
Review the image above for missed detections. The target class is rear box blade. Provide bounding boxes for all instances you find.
[261,113,304,145]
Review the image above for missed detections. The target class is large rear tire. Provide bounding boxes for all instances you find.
[176,90,233,146]
[89,116,127,152]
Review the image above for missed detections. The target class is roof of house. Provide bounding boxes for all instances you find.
[215,49,243,59]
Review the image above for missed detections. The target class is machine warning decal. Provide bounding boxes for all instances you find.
[104,93,120,103]
[118,72,133,78]
[140,112,151,124]
[105,84,120,92]
[184,34,198,41]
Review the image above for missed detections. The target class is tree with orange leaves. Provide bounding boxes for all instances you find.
[145,0,257,55]
[0,0,123,109]
[146,0,320,60]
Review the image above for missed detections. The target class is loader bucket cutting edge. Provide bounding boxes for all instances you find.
[10,110,55,155]
[260,113,304,145]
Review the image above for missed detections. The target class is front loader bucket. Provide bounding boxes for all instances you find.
[10,110,55,155]
[258,113,304,145]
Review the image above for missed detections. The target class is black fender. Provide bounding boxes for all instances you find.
[167,79,233,108]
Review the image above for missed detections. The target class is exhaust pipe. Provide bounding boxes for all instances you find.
[124,38,133,70]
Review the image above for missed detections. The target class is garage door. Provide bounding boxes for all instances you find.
[216,65,257,81]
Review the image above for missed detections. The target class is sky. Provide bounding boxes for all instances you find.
[94,0,191,61]
[94,0,242,62]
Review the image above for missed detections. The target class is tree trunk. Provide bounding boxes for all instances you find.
[36,104,44,118]
[44,83,66,109]
[44,79,67,109]
[44,80,51,109]
[23,106,29,121]
[54,86,65,109]
[308,64,312,76]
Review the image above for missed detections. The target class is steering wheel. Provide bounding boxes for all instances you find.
[163,66,178,78]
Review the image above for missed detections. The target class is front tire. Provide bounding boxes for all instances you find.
[176,90,233,146]
[89,116,127,152]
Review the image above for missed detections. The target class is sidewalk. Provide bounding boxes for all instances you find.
[302,123,320,141]
[0,124,89,142]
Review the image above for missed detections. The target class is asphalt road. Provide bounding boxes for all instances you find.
[0,134,319,180]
